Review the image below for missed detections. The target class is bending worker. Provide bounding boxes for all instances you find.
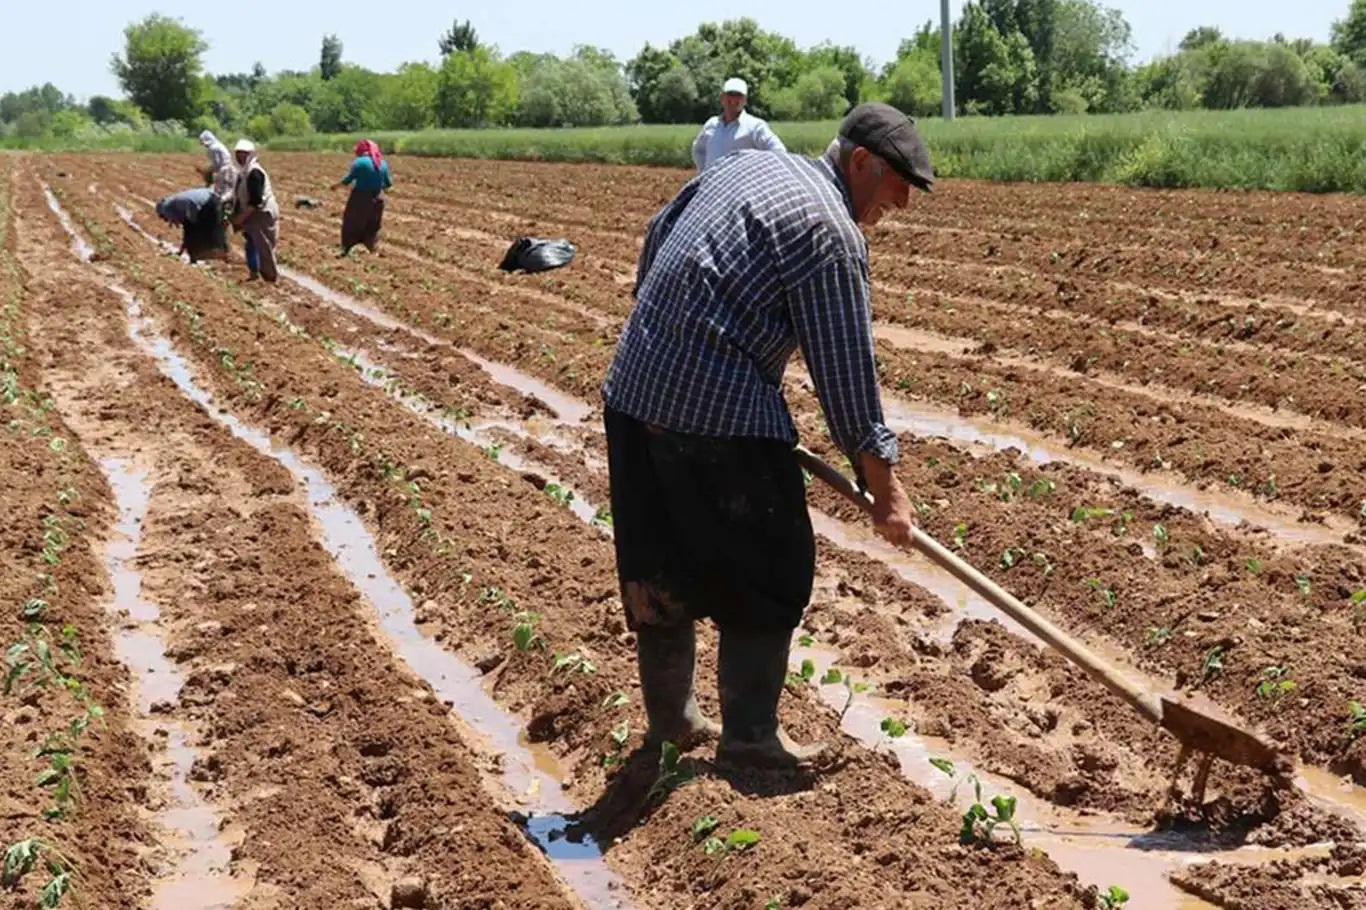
[155,187,228,263]
[690,77,786,172]
[603,102,934,768]
[231,138,280,282]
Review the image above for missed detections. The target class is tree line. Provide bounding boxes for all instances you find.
[6,1,1366,142]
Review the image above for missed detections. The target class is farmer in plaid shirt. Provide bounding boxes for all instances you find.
[603,103,934,768]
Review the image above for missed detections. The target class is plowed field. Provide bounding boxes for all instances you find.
[3,151,1366,910]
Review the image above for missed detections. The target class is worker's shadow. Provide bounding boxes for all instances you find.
[558,743,844,849]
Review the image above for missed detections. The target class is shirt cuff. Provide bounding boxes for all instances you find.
[849,423,900,464]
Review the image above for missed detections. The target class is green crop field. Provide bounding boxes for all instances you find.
[9,105,1366,193]
[265,106,1366,193]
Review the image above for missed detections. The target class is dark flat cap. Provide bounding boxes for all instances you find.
[839,102,934,191]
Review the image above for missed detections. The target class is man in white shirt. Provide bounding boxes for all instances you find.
[691,77,787,172]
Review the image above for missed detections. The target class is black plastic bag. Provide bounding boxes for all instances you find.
[498,236,576,273]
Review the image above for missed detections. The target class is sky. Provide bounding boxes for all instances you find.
[2,0,1352,100]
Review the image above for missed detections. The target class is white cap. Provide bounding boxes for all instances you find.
[234,138,255,153]
[722,77,748,96]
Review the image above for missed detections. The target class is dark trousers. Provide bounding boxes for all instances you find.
[604,408,815,634]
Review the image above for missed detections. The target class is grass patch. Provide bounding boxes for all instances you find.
[265,105,1366,193]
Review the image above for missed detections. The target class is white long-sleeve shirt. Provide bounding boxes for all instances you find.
[691,111,786,171]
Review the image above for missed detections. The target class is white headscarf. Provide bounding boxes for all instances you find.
[200,130,232,171]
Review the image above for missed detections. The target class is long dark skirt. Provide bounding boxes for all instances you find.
[341,188,385,252]
[182,197,229,262]
[603,407,815,634]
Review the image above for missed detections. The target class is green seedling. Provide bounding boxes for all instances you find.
[953,523,969,551]
[690,815,719,844]
[2,838,78,908]
[1086,579,1117,610]
[21,599,47,620]
[551,652,596,675]
[544,483,574,508]
[603,719,631,766]
[1071,505,1114,523]
[646,741,696,804]
[1000,547,1027,569]
[797,634,814,647]
[1098,885,1130,908]
[1027,478,1055,499]
[1245,558,1262,575]
[478,587,516,613]
[764,896,785,910]
[481,442,503,461]
[1255,665,1296,706]
[1146,626,1172,646]
[1348,701,1366,739]
[512,612,543,652]
[1153,524,1169,546]
[592,505,613,528]
[1200,645,1226,684]
[878,716,908,750]
[602,692,629,710]
[785,659,816,686]
[1352,590,1366,606]
[1295,573,1312,597]
[819,667,870,720]
[929,757,983,806]
[702,828,761,859]
[34,749,79,819]
[961,793,1021,847]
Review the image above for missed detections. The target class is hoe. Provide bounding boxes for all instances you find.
[795,445,1296,805]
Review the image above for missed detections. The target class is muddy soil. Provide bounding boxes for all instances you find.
[26,152,1366,909]
[0,167,151,910]
[26,160,1109,909]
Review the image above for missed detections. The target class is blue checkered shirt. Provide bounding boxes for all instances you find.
[603,147,899,465]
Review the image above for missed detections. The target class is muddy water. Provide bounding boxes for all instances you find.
[339,347,608,529]
[115,200,596,429]
[52,194,630,907]
[99,457,246,910]
[790,639,1272,910]
[795,368,1352,548]
[111,290,624,906]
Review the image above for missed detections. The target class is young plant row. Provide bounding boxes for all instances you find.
[0,201,96,909]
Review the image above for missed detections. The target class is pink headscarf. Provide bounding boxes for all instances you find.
[355,139,383,170]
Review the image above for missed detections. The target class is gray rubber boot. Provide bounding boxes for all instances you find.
[636,621,720,749]
[716,627,827,768]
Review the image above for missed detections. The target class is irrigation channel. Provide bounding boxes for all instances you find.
[6,153,1366,909]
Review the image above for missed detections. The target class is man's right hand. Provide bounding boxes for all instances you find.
[858,452,915,549]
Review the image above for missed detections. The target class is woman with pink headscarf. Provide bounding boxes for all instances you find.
[333,139,392,256]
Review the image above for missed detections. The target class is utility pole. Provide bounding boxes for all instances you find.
[940,0,955,120]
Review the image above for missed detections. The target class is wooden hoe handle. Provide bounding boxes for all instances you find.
[794,445,1163,725]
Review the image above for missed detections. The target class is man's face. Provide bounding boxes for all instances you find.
[235,151,250,167]
[721,91,745,120]
[845,148,912,226]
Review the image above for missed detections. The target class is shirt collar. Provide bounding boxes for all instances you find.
[818,143,857,220]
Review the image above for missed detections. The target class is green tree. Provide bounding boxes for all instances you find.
[272,102,313,135]
[434,47,518,127]
[110,14,209,123]
[379,62,439,130]
[310,65,383,132]
[1049,0,1133,111]
[516,47,637,127]
[439,19,480,56]
[1333,0,1366,65]
[804,43,871,111]
[769,65,849,120]
[320,34,344,80]
[1179,26,1225,51]
[880,50,943,117]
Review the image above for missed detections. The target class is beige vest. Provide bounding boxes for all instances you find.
[235,159,279,218]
